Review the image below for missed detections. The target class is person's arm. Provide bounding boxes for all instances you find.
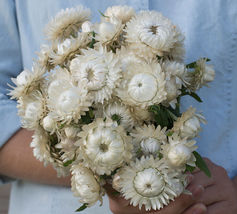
[0,128,71,186]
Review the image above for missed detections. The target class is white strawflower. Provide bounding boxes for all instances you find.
[103,101,135,130]
[81,21,93,32]
[47,68,91,124]
[45,6,91,41]
[116,59,166,108]
[165,31,185,62]
[9,64,46,99]
[114,156,185,211]
[71,165,103,206]
[173,107,206,139]
[30,128,52,166]
[42,113,57,133]
[49,33,90,66]
[55,137,77,163]
[186,58,215,91]
[36,44,54,71]
[94,17,124,48]
[129,106,152,123]
[131,125,167,156]
[17,91,45,130]
[70,46,122,103]
[103,5,135,24]
[77,118,133,175]
[162,60,187,81]
[125,11,184,59]
[161,134,197,168]
[31,128,70,177]
[64,126,80,139]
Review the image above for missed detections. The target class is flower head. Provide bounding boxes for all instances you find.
[113,156,186,211]
[49,33,90,66]
[71,165,104,206]
[17,90,45,130]
[103,101,135,130]
[186,58,215,91]
[47,68,91,124]
[172,107,206,139]
[161,133,197,168]
[45,6,91,41]
[9,64,46,99]
[125,11,184,59]
[131,125,167,156]
[116,59,166,108]
[70,46,122,103]
[103,5,135,24]
[77,118,133,175]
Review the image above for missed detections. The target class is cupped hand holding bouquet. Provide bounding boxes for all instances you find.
[9,5,217,213]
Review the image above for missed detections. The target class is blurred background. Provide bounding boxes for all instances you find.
[0,184,10,214]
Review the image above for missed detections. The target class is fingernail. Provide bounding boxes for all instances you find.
[192,185,204,199]
[192,204,207,214]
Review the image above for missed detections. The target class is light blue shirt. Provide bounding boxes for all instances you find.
[0,0,237,213]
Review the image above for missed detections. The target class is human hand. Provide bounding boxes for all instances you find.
[105,175,205,214]
[183,158,237,214]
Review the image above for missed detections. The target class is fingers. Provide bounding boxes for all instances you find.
[183,203,207,214]
[157,184,204,214]
[198,185,225,205]
[206,201,230,214]
[191,170,215,188]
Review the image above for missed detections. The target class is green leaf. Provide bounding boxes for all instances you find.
[179,86,203,103]
[63,159,73,167]
[98,10,109,18]
[63,155,76,167]
[189,92,203,102]
[158,153,163,159]
[166,131,174,137]
[111,191,120,196]
[156,55,162,61]
[89,108,94,118]
[181,92,203,103]
[185,164,196,173]
[59,123,66,129]
[149,105,177,129]
[75,203,88,212]
[193,151,211,177]
[186,61,197,69]
[80,108,95,124]
[89,31,96,49]
[186,58,210,69]
[111,114,122,125]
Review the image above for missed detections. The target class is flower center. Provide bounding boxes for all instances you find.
[99,143,108,152]
[134,168,164,197]
[149,25,158,35]
[87,68,95,81]
[128,73,158,102]
[58,89,79,112]
[140,137,161,155]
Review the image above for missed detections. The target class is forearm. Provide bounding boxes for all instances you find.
[232,175,237,190]
[0,128,71,187]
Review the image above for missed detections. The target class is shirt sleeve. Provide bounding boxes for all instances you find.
[0,0,23,184]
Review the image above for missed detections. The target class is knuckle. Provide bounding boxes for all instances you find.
[216,165,227,175]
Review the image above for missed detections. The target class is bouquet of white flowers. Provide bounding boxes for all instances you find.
[9,5,215,212]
